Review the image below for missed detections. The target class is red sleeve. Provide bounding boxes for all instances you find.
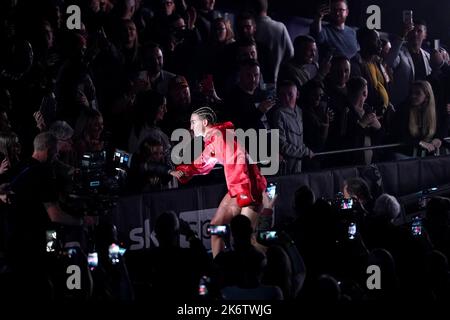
[175,135,220,184]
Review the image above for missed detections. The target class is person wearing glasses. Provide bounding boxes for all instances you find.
[310,0,359,60]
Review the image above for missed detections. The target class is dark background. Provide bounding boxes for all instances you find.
[217,0,450,46]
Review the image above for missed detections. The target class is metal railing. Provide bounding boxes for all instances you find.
[314,143,404,157]
[312,137,450,158]
[209,138,450,171]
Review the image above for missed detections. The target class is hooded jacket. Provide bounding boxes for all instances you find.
[176,122,267,203]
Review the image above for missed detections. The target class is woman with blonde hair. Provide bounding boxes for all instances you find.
[395,80,442,157]
[73,109,105,157]
[118,19,141,70]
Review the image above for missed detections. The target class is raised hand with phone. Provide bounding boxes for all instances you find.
[402,10,414,28]
[179,218,199,242]
[311,1,331,40]
[430,44,449,71]
[316,1,331,20]
[263,183,278,208]
[259,183,278,232]
[400,21,414,40]
[310,0,358,61]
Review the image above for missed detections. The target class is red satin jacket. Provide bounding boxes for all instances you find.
[176,122,267,203]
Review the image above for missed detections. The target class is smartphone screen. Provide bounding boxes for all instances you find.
[88,252,98,269]
[411,217,422,236]
[113,149,131,168]
[434,39,440,51]
[46,230,57,253]
[266,183,276,200]
[108,244,120,265]
[208,225,228,236]
[348,223,357,240]
[403,10,413,25]
[66,247,77,258]
[341,198,353,210]
[320,0,331,9]
[258,231,278,241]
[198,276,210,296]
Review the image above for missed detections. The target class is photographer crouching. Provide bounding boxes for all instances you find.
[3,132,95,300]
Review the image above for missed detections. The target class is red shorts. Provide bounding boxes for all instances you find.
[233,190,263,208]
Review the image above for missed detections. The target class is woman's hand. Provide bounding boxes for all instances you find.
[262,190,278,209]
[432,138,442,149]
[33,111,46,131]
[170,170,185,179]
[0,158,10,175]
[420,141,436,153]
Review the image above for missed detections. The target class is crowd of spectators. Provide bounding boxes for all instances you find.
[0,0,449,185]
[0,0,450,303]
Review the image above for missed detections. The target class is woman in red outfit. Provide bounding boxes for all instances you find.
[172,107,267,256]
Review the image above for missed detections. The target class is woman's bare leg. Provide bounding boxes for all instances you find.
[210,193,241,257]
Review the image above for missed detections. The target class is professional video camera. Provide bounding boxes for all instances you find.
[63,149,131,216]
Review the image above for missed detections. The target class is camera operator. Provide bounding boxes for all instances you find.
[48,120,78,196]
[5,132,94,299]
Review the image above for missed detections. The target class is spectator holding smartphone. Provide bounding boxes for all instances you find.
[215,215,283,300]
[138,211,210,300]
[310,0,359,60]
[384,18,431,107]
